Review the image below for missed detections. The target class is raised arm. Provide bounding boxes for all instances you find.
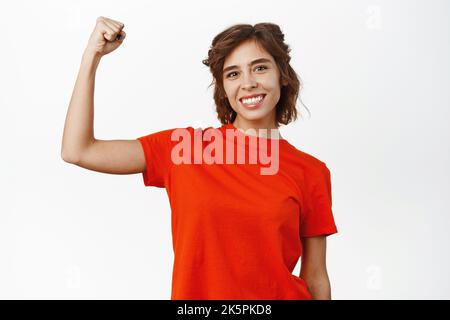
[61,16,146,174]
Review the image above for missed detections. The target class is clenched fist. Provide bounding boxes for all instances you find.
[85,16,126,57]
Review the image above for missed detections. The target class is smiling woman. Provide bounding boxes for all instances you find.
[136,23,338,300]
[62,18,338,301]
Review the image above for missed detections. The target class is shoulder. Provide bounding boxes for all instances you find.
[283,142,329,174]
[138,125,202,140]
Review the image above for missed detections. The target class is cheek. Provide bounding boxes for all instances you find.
[224,85,239,100]
[265,84,281,99]
[266,77,280,90]
[262,75,281,90]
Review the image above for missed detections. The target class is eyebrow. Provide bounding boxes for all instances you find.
[223,58,273,73]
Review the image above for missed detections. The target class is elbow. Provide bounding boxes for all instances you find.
[61,139,94,164]
[61,149,80,164]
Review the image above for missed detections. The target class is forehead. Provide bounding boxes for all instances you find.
[223,39,274,67]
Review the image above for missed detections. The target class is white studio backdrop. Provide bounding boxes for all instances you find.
[0,0,449,299]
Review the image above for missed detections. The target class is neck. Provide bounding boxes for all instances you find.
[232,117,282,139]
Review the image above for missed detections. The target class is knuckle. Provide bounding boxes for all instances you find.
[112,19,124,27]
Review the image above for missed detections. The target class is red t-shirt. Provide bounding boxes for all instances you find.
[137,123,338,299]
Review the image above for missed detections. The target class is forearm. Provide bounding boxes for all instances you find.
[61,50,102,161]
[304,275,332,300]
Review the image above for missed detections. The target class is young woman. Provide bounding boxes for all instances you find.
[61,16,338,300]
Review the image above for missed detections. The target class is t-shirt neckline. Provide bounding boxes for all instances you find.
[222,123,288,143]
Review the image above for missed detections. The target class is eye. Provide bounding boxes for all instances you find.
[225,65,268,78]
[255,65,268,71]
[226,71,238,78]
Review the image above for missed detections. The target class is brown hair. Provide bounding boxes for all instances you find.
[202,23,309,128]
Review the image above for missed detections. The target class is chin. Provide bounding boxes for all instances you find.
[242,106,275,117]
[238,113,270,123]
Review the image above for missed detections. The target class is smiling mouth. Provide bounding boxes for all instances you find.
[239,94,266,107]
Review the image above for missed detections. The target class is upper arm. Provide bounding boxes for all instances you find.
[300,235,328,279]
[63,139,146,175]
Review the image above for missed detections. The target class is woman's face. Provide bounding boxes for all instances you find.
[222,39,287,129]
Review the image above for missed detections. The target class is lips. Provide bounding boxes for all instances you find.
[240,94,266,109]
[239,93,266,102]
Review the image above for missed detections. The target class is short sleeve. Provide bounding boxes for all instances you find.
[300,163,338,237]
[137,128,177,188]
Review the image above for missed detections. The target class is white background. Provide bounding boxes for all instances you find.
[1,0,449,299]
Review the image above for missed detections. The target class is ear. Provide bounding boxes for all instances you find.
[281,77,288,87]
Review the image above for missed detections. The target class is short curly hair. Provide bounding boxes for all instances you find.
[202,23,309,127]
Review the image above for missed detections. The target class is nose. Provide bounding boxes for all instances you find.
[241,72,257,90]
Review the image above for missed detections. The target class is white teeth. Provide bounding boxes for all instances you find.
[241,95,264,105]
